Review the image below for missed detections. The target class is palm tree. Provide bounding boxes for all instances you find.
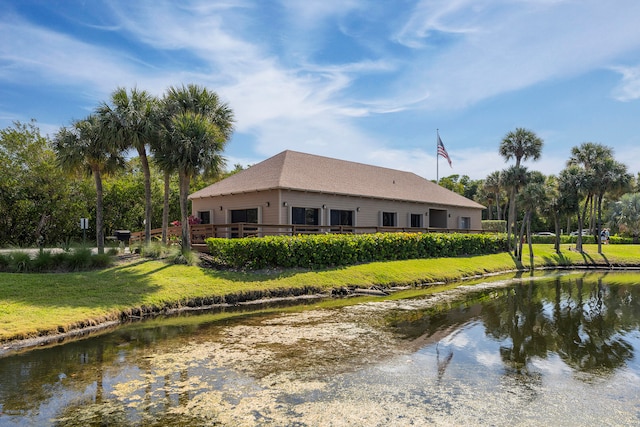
[610,193,640,243]
[164,111,226,251]
[499,128,543,255]
[558,165,588,252]
[501,164,529,257]
[567,143,630,253]
[484,170,502,220]
[53,115,124,254]
[593,157,630,252]
[517,171,547,263]
[97,87,157,243]
[543,175,563,253]
[157,84,235,251]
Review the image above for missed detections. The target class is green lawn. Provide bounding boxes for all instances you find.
[1,243,639,343]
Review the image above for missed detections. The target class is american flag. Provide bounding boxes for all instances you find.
[437,135,452,167]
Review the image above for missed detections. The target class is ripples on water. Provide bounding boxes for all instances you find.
[1,271,640,426]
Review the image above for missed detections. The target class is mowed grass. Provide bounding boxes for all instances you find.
[1,243,639,343]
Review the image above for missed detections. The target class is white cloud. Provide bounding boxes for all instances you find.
[394,0,640,110]
[611,65,640,102]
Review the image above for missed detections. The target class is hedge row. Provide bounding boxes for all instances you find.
[206,232,509,270]
[529,235,635,244]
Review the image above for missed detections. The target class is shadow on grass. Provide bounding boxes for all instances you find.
[0,258,163,311]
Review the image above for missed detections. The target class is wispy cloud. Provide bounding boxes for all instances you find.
[1,0,639,179]
[611,65,640,102]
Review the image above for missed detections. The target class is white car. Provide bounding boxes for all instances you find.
[569,229,591,236]
[534,232,555,236]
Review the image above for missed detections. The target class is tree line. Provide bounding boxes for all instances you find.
[439,128,640,260]
[0,84,235,254]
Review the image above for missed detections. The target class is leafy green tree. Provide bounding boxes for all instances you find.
[0,121,88,246]
[499,128,544,256]
[98,87,158,243]
[54,115,124,254]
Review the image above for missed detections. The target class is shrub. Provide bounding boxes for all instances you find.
[166,249,200,266]
[67,248,93,271]
[9,251,32,273]
[206,232,508,270]
[32,250,56,272]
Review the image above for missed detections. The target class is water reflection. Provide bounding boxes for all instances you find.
[1,271,640,426]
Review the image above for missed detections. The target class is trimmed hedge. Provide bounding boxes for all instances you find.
[529,234,635,245]
[206,232,509,270]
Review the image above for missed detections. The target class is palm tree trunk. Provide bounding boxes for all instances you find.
[553,214,561,253]
[507,190,515,254]
[527,212,534,265]
[596,194,604,254]
[162,170,170,244]
[496,192,501,220]
[93,166,105,255]
[509,189,519,257]
[517,210,527,262]
[138,148,152,244]
[178,171,191,252]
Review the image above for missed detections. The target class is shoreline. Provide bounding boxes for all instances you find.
[3,261,639,357]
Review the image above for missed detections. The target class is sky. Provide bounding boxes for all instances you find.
[1,0,640,181]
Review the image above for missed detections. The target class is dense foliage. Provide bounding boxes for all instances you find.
[206,232,508,269]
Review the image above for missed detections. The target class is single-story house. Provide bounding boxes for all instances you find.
[189,150,485,236]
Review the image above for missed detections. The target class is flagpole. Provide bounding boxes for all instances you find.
[436,129,440,184]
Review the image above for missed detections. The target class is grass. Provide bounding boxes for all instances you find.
[1,243,640,344]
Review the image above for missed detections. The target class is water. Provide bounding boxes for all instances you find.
[1,271,640,426]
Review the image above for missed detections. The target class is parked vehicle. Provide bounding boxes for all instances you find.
[569,229,591,236]
[534,232,555,236]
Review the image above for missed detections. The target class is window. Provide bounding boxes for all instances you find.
[292,207,319,225]
[459,216,471,229]
[382,212,397,227]
[330,209,353,226]
[197,211,211,224]
[410,214,422,228]
[230,208,258,223]
[230,208,259,238]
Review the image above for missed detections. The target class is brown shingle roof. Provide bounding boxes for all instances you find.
[189,150,485,209]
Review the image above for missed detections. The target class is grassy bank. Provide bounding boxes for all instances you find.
[1,243,640,344]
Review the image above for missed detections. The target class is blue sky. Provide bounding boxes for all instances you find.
[1,0,639,180]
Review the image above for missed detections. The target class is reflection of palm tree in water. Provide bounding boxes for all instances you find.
[436,342,454,383]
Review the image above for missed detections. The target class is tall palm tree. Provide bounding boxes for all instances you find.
[157,84,234,251]
[499,128,543,255]
[53,115,124,254]
[97,87,157,243]
[164,111,225,251]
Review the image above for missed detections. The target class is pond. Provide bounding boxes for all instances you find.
[1,271,640,426]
